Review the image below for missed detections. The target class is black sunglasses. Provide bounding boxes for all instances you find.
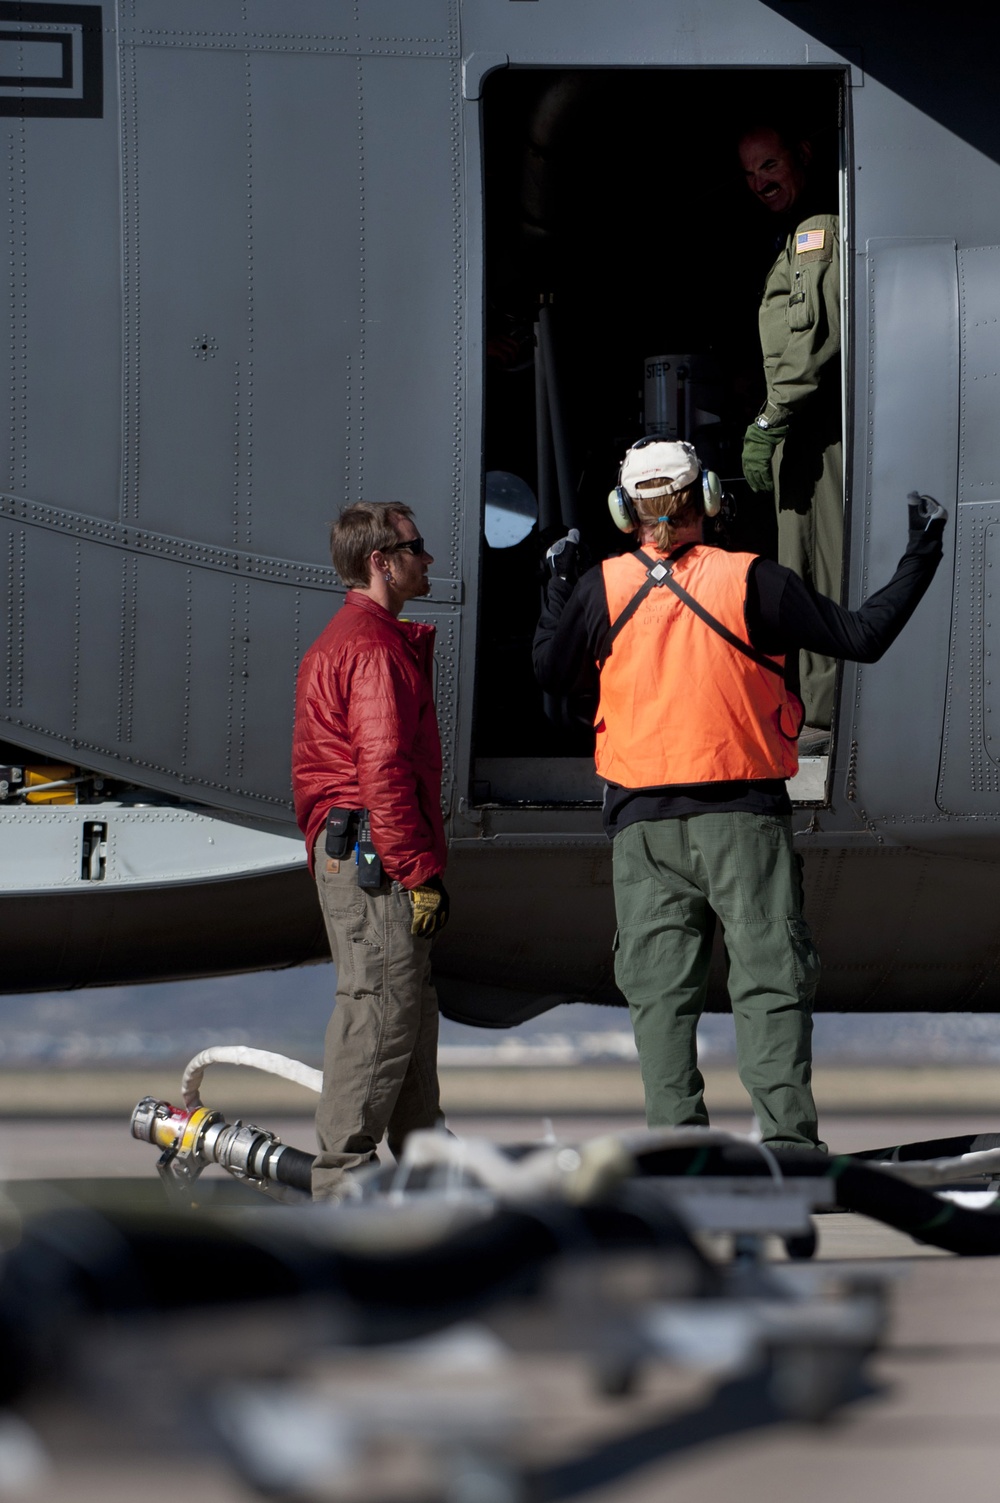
[386,535,426,556]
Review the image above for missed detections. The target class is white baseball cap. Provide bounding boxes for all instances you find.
[620,439,700,500]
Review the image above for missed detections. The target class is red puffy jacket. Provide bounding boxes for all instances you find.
[292,592,446,888]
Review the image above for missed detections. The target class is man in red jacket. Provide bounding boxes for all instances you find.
[292,502,449,1201]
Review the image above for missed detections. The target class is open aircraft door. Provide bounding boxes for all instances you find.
[469,65,848,818]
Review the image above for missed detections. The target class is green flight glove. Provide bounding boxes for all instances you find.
[741,420,788,494]
[410,875,450,938]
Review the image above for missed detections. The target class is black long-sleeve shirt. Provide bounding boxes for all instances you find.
[532,525,944,834]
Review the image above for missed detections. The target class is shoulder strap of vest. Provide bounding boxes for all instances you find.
[598,546,785,678]
[596,554,664,669]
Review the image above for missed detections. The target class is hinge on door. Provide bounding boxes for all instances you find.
[81,822,108,881]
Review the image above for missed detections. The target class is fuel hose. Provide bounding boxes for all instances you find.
[628,1142,1000,1257]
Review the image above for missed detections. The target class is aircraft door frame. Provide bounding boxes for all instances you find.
[467,62,850,819]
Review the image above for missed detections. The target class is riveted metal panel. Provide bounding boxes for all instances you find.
[935,245,1000,814]
[235,578,332,807]
[0,2,466,816]
[69,542,138,752]
[462,0,806,67]
[938,504,1000,812]
[2,520,26,712]
[125,0,454,51]
[13,523,81,741]
[0,27,120,518]
[119,0,354,48]
[123,38,363,558]
[0,123,26,500]
[122,560,337,811]
[0,491,346,591]
[1,804,303,894]
[237,50,360,561]
[358,52,464,586]
[1,806,80,889]
[843,240,958,822]
[23,122,121,516]
[181,568,250,789]
[984,526,1000,764]
[105,806,303,885]
[419,607,461,812]
[0,512,342,810]
[124,552,192,780]
[357,0,455,51]
[957,248,1000,499]
[122,43,253,540]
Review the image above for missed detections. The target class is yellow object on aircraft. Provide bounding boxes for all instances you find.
[24,765,77,805]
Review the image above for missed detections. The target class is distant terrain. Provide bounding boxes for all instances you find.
[3,964,1000,1068]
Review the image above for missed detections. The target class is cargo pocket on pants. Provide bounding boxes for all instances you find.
[787,916,821,1001]
[612,926,631,996]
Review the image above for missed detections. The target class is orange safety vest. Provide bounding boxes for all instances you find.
[595,547,801,788]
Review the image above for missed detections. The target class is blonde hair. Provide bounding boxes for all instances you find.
[633,479,702,551]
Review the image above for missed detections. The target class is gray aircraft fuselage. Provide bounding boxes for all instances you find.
[1,0,999,1017]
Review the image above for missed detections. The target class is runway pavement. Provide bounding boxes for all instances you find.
[2,1108,999,1182]
[5,1059,1000,1115]
[2,1079,1000,1501]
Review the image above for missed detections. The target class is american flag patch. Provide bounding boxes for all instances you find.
[796,229,826,253]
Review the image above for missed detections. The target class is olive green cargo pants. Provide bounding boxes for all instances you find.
[774,426,843,730]
[612,813,823,1150]
[312,836,442,1201]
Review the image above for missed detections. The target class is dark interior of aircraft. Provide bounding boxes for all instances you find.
[474,68,842,777]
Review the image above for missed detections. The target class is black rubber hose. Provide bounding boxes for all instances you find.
[854,1131,1000,1162]
[16,1135,1000,1406]
[0,1192,717,1397]
[272,1144,315,1193]
[630,1143,1000,1256]
[262,1128,1000,1198]
[241,1131,1000,1254]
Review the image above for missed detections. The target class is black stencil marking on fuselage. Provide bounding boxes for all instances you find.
[0,3,103,119]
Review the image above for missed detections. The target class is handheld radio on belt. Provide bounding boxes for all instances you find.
[356,811,384,889]
[324,806,384,889]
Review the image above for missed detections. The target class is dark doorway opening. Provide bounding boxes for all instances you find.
[473,67,844,803]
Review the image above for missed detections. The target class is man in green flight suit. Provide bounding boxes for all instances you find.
[739,124,842,746]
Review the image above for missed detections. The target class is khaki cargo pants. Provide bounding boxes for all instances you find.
[612,813,823,1150]
[311,835,442,1200]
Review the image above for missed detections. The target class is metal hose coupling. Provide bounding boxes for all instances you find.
[130,1096,315,1204]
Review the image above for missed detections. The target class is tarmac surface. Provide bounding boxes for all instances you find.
[2,1072,1000,1501]
[1,1108,998,1181]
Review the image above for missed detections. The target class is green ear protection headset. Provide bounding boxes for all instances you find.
[607,437,722,533]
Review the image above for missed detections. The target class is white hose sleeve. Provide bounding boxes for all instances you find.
[876,1146,1000,1188]
[392,1125,783,1205]
[181,1046,323,1110]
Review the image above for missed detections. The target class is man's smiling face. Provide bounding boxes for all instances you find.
[739,127,810,216]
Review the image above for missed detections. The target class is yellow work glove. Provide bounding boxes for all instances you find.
[409,875,450,938]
